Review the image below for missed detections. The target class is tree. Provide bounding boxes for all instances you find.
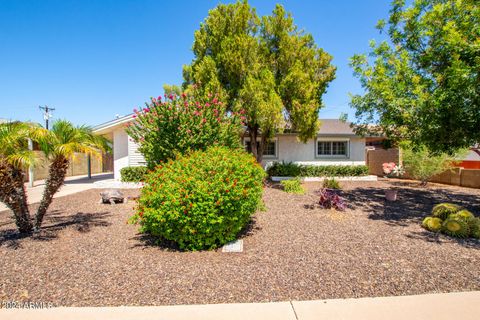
[34,120,110,230]
[350,0,480,154]
[0,122,44,233]
[183,1,336,162]
[125,92,241,168]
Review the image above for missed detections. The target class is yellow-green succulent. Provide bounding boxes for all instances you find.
[422,217,442,233]
[431,203,462,220]
[442,217,470,238]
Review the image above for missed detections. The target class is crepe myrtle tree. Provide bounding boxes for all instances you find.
[125,90,242,169]
[182,1,336,162]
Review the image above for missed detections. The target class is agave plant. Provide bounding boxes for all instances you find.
[0,121,47,233]
[34,120,110,230]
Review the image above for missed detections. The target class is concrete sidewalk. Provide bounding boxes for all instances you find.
[0,173,113,212]
[1,291,479,320]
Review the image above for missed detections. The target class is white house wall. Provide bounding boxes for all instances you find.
[113,128,129,180]
[261,135,366,168]
[128,137,146,167]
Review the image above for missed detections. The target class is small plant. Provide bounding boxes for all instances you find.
[280,178,305,194]
[318,189,346,211]
[322,178,340,190]
[431,203,462,220]
[422,217,442,232]
[120,166,148,182]
[442,217,470,238]
[382,162,405,178]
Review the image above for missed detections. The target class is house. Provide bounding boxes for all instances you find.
[93,116,367,180]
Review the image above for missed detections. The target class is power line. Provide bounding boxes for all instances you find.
[39,105,55,129]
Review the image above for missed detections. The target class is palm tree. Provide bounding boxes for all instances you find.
[34,120,110,230]
[0,122,46,233]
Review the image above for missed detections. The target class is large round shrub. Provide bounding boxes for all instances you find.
[132,146,266,250]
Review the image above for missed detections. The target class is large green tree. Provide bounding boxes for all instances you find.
[350,0,479,153]
[183,1,336,162]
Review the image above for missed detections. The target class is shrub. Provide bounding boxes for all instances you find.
[431,203,462,220]
[120,166,148,182]
[401,143,465,185]
[422,217,442,232]
[125,91,241,168]
[280,179,305,194]
[323,178,340,190]
[131,147,265,251]
[267,162,369,177]
[267,161,301,177]
[318,189,346,211]
[468,218,480,239]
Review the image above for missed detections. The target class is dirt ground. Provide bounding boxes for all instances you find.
[1,179,479,306]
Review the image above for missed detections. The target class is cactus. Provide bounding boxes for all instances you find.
[467,217,480,239]
[422,217,442,233]
[454,209,475,221]
[442,217,470,238]
[431,203,462,220]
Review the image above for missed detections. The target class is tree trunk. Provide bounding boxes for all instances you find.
[34,156,69,230]
[0,160,32,233]
[249,125,264,163]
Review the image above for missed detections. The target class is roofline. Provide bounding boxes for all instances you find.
[92,114,134,134]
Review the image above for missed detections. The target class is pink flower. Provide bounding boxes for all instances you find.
[133,108,138,113]
[202,118,206,123]
[205,102,210,107]
[144,107,150,113]
[157,96,162,101]
[212,98,218,104]
[133,115,137,118]
[181,93,187,99]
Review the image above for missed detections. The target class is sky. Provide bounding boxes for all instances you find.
[0,0,391,127]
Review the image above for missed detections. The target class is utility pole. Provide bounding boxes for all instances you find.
[39,105,55,129]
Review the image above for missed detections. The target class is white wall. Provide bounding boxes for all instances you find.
[262,135,366,168]
[128,137,146,167]
[113,128,128,180]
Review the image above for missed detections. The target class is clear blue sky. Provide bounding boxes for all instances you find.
[0,0,390,127]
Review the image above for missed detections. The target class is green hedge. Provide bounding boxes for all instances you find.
[267,162,369,177]
[120,166,148,182]
[131,147,266,251]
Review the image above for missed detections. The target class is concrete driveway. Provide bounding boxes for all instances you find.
[0,173,113,212]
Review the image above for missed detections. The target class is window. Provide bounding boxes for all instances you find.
[317,140,348,157]
[244,140,276,157]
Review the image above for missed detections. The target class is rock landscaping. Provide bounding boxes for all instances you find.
[0,179,479,307]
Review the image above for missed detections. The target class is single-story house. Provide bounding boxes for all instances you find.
[93,116,367,180]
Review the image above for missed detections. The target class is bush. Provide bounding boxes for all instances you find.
[280,179,305,194]
[131,147,265,251]
[318,189,346,211]
[120,166,148,182]
[267,162,369,177]
[401,143,465,185]
[323,178,340,190]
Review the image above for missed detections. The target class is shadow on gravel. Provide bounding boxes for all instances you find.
[130,217,261,252]
[342,181,480,248]
[0,211,111,249]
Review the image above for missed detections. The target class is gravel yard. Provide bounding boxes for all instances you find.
[1,179,479,307]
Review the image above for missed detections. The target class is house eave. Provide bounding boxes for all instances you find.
[93,114,134,135]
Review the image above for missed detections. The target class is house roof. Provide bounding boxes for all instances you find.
[92,114,134,135]
[93,116,358,137]
[317,119,355,136]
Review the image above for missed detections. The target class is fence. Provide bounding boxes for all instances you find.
[25,151,111,181]
[365,148,480,189]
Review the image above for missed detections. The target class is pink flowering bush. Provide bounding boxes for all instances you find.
[382,162,405,178]
[126,92,242,168]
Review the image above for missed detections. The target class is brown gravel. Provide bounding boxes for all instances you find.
[1,179,479,307]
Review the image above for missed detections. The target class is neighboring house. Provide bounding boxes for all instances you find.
[93,116,367,180]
